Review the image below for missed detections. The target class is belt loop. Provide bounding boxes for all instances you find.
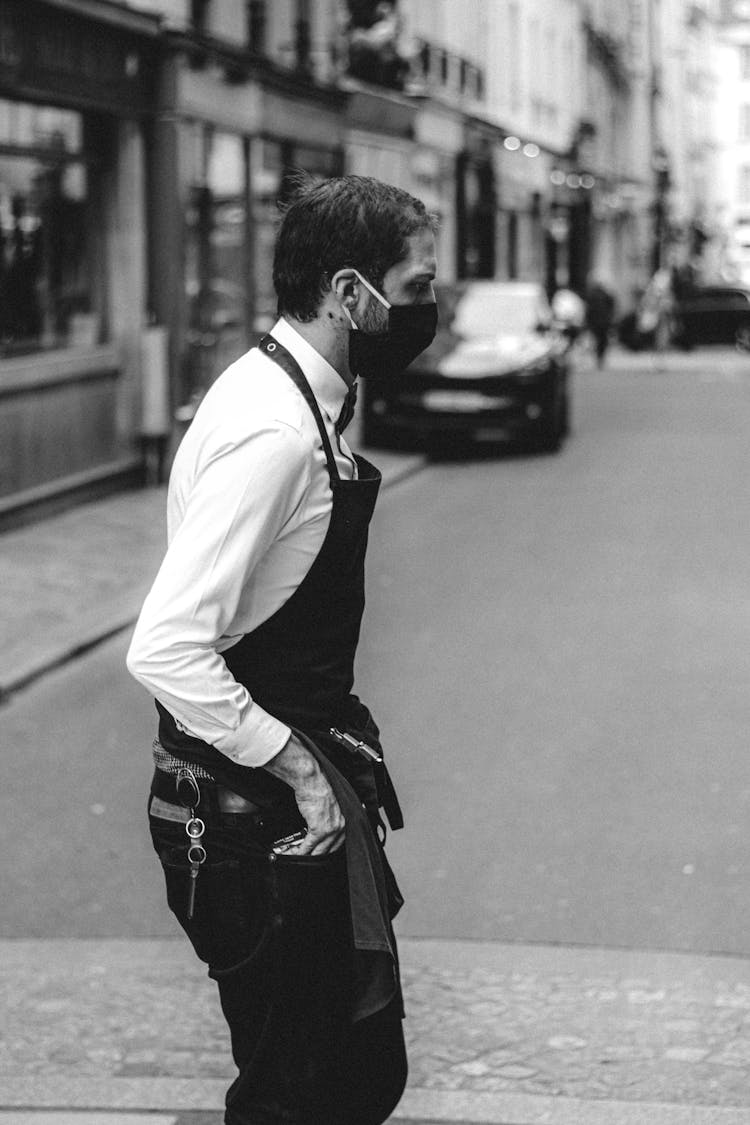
[201,778,220,818]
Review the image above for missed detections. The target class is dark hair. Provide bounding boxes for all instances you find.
[273,174,437,321]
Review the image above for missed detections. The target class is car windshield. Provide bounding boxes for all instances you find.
[452,287,544,338]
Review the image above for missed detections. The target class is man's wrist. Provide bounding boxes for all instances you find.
[263,731,319,788]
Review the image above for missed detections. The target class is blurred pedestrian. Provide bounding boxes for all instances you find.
[127,175,438,1125]
[585,276,616,368]
[637,268,674,353]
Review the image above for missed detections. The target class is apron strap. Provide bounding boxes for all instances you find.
[259,334,340,482]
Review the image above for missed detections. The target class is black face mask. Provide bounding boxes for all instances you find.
[346,272,438,379]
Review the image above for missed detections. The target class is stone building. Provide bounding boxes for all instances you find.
[0,0,159,525]
[715,0,750,283]
[0,0,726,523]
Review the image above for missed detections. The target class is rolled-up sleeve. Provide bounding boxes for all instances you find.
[126,421,310,767]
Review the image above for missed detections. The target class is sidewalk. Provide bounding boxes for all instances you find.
[602,343,750,377]
[0,440,425,700]
[5,937,750,1124]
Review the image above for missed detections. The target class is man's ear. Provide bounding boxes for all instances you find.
[331,268,360,309]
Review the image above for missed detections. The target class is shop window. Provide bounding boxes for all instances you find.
[184,129,249,400]
[0,98,102,358]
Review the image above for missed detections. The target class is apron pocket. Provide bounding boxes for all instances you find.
[268,848,353,1033]
[268,849,349,937]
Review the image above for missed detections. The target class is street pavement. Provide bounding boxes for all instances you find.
[4,345,750,1125]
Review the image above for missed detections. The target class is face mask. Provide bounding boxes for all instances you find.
[345,270,438,379]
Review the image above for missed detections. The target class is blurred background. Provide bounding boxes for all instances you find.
[5,3,750,1124]
[1,0,748,517]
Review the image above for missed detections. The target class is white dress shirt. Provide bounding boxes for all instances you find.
[127,318,357,767]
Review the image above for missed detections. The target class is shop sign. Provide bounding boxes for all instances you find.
[0,2,157,116]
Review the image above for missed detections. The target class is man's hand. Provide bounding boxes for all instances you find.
[263,732,345,855]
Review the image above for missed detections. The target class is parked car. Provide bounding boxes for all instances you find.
[361,280,572,453]
[672,284,750,350]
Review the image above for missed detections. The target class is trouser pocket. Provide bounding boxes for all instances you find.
[156,843,270,970]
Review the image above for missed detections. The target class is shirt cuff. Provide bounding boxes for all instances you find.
[213,703,291,768]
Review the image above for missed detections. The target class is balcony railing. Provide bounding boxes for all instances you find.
[403,38,485,101]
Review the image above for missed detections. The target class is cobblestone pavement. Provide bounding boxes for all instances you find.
[4,938,750,1122]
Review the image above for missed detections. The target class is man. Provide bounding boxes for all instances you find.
[127,175,438,1125]
[585,275,616,369]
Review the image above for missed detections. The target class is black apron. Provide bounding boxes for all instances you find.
[156,334,402,1016]
[221,334,382,733]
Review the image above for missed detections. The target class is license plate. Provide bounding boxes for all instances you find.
[420,390,513,412]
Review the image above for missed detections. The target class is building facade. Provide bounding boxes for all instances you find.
[651,0,722,285]
[0,0,728,523]
[715,0,750,283]
[0,0,158,524]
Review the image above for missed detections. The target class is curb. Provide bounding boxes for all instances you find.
[2,1079,750,1125]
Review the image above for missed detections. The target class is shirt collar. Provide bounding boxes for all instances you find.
[270,318,350,427]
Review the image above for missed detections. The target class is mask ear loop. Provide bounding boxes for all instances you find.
[351,269,392,310]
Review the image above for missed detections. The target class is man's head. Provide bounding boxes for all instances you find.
[274,174,437,325]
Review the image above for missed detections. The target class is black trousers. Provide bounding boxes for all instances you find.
[148,784,407,1125]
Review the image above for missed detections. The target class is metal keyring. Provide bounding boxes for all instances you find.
[188,843,207,865]
[186,817,205,839]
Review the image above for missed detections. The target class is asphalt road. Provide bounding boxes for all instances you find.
[5,349,750,959]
